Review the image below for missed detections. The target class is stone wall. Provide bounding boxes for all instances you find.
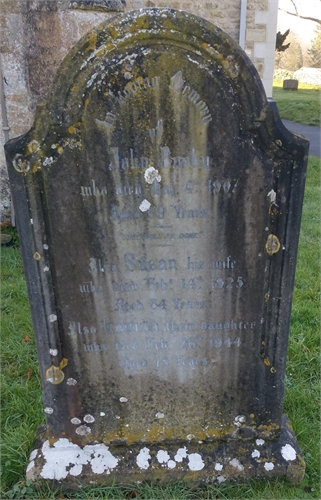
[0,0,279,222]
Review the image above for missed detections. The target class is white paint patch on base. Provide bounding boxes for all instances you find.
[100,412,106,416]
[188,453,205,471]
[281,444,297,461]
[251,449,260,458]
[155,412,164,419]
[49,314,57,322]
[40,439,118,480]
[71,418,81,425]
[157,450,170,464]
[67,378,77,385]
[217,475,226,483]
[119,397,128,403]
[49,349,58,356]
[30,450,38,461]
[144,166,161,184]
[26,460,35,473]
[167,460,176,469]
[256,439,265,446]
[44,407,54,414]
[264,462,274,471]
[215,463,223,471]
[84,414,95,423]
[229,458,244,471]
[136,447,151,470]
[43,266,49,272]
[174,447,187,462]
[139,199,151,212]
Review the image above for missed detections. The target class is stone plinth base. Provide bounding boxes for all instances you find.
[26,416,305,487]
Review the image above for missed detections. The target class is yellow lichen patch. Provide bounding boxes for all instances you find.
[85,99,89,107]
[270,367,276,373]
[265,234,281,255]
[71,85,78,92]
[105,44,114,52]
[109,27,119,38]
[32,165,38,173]
[250,413,255,418]
[201,42,209,49]
[45,358,68,385]
[33,252,41,260]
[68,126,76,134]
[57,147,64,155]
[27,140,40,154]
[264,357,271,366]
[264,292,270,303]
[86,32,97,51]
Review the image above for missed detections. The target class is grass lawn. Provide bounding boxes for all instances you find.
[1,157,320,499]
[272,82,321,127]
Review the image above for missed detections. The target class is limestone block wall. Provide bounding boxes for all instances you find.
[0,0,279,222]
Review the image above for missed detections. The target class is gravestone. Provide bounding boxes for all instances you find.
[283,79,299,90]
[5,8,309,486]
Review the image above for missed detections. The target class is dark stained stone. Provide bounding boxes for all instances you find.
[68,0,126,12]
[5,8,308,487]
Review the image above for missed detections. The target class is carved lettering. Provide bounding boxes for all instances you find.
[124,253,177,272]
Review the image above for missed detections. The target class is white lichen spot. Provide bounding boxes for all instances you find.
[157,450,170,464]
[119,397,128,403]
[40,439,118,479]
[67,378,77,386]
[50,349,58,356]
[188,453,205,471]
[100,412,106,416]
[144,166,161,184]
[136,447,151,470]
[42,157,54,167]
[76,425,91,436]
[215,463,223,471]
[267,189,277,204]
[167,460,176,469]
[115,415,120,419]
[49,314,57,322]
[71,418,81,425]
[251,449,260,458]
[30,219,34,225]
[84,414,95,423]
[155,412,164,419]
[43,266,49,272]
[229,458,244,471]
[217,475,226,483]
[186,434,194,441]
[139,199,151,212]
[174,447,187,462]
[281,444,297,461]
[51,144,57,149]
[256,439,265,446]
[264,462,274,471]
[43,244,49,250]
[44,407,54,414]
[234,415,246,425]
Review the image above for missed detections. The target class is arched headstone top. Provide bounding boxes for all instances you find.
[49,8,265,121]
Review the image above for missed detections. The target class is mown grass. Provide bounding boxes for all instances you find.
[272,82,321,126]
[1,157,320,499]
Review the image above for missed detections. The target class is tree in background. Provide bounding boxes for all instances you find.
[279,0,321,25]
[308,25,321,67]
[274,31,303,70]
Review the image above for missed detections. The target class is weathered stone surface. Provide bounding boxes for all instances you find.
[6,8,308,486]
[68,0,126,12]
